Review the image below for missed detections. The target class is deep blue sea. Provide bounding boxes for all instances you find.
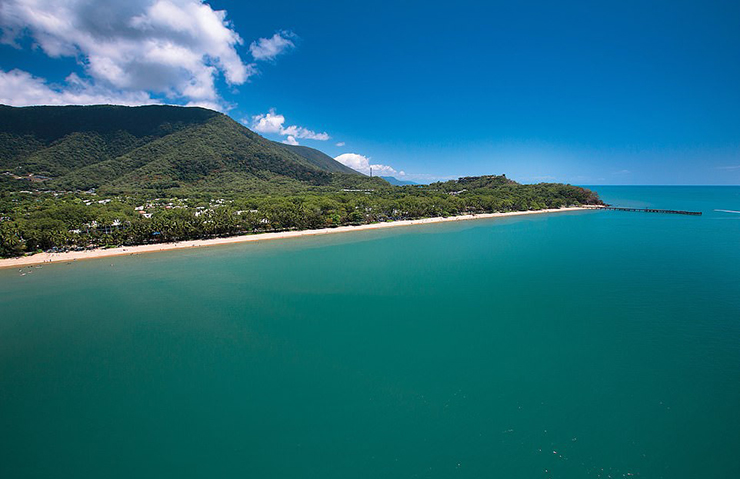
[1,186,739,478]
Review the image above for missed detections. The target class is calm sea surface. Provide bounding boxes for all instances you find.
[1,186,739,478]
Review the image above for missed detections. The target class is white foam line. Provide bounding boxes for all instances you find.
[714,209,740,214]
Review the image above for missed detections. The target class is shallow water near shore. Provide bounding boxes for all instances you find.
[1,186,739,478]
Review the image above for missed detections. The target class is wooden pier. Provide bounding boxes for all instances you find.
[603,206,702,216]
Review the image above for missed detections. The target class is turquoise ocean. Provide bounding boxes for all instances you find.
[1,186,739,478]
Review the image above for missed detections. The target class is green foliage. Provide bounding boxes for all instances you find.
[0,176,602,258]
[275,142,359,174]
[0,104,361,195]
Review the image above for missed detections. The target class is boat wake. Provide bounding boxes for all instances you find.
[714,209,740,214]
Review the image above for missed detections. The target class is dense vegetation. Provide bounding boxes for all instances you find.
[0,175,600,257]
[0,104,365,195]
[0,104,602,258]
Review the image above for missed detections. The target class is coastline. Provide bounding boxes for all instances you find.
[0,206,598,269]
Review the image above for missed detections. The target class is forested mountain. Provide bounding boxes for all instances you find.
[0,104,368,195]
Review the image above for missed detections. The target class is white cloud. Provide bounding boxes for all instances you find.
[250,109,285,134]
[249,31,296,61]
[334,153,401,177]
[282,135,299,146]
[281,125,329,141]
[336,142,345,147]
[0,0,292,109]
[249,108,330,141]
[0,69,156,105]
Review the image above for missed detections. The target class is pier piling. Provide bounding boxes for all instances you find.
[603,206,701,216]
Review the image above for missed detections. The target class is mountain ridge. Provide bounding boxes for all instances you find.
[0,104,370,195]
[273,141,360,175]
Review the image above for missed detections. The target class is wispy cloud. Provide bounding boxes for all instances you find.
[248,109,329,145]
[281,125,329,141]
[716,165,740,170]
[249,31,296,61]
[335,142,345,147]
[400,173,456,184]
[531,175,558,182]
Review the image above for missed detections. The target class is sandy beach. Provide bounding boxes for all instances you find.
[0,206,598,269]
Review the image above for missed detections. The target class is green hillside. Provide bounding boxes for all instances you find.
[0,104,372,195]
[274,142,360,174]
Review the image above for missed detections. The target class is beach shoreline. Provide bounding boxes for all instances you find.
[0,206,599,269]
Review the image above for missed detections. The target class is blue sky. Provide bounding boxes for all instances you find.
[1,0,739,184]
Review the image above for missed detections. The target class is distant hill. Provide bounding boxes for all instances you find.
[380,176,417,186]
[0,104,374,195]
[274,142,360,175]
